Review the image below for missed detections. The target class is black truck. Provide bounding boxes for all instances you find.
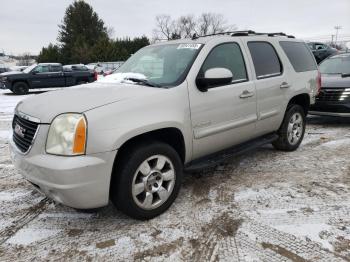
[0,63,96,95]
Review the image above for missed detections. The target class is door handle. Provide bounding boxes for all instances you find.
[280,82,290,88]
[239,90,254,99]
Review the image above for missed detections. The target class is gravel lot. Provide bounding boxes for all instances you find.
[0,89,349,261]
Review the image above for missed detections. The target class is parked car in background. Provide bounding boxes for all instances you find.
[307,42,338,64]
[63,64,90,72]
[0,63,96,95]
[0,64,10,74]
[309,53,350,117]
[87,61,124,75]
[9,31,319,219]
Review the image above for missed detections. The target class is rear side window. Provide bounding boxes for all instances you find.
[248,42,282,79]
[200,42,248,83]
[280,41,317,72]
[50,65,62,72]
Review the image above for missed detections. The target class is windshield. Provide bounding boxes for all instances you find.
[102,43,202,87]
[319,56,350,74]
[23,64,37,73]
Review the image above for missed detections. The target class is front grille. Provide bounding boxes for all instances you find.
[12,115,39,153]
[316,88,350,102]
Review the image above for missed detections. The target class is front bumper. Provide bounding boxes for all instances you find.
[9,125,117,209]
[309,101,350,117]
[0,81,9,89]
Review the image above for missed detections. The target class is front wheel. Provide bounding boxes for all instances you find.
[12,82,29,95]
[111,142,183,220]
[272,104,306,151]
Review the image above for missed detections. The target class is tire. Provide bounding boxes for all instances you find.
[111,141,183,220]
[12,82,29,95]
[272,104,306,151]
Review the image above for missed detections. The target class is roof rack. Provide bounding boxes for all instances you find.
[192,30,295,40]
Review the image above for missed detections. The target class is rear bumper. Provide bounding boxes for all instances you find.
[309,111,350,117]
[309,101,350,117]
[9,126,117,209]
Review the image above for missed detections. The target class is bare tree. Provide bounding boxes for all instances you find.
[196,13,237,35]
[17,52,33,66]
[153,13,237,41]
[177,15,196,38]
[153,15,176,41]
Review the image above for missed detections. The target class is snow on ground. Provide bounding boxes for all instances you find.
[0,88,350,261]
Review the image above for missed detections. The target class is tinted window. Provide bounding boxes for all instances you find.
[50,65,62,72]
[200,43,247,83]
[248,42,282,79]
[280,41,317,72]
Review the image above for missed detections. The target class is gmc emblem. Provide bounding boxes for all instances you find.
[14,124,26,138]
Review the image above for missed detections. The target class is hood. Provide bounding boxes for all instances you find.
[321,74,350,88]
[17,82,164,123]
[0,71,24,77]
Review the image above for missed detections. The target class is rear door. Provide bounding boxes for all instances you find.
[243,40,289,137]
[188,41,257,159]
[49,65,65,87]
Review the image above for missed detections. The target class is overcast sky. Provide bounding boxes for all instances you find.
[1,0,349,55]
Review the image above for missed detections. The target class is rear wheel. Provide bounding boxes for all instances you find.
[272,104,306,151]
[12,82,29,95]
[111,141,183,220]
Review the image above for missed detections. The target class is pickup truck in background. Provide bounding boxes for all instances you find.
[0,63,96,95]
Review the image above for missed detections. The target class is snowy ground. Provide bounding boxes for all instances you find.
[0,88,349,261]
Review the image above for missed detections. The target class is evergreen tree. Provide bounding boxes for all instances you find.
[37,1,150,64]
[37,44,61,63]
[58,0,108,64]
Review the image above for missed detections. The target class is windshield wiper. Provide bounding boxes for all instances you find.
[341,73,350,78]
[125,77,160,87]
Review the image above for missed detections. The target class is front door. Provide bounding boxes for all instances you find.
[30,65,51,88]
[188,41,257,160]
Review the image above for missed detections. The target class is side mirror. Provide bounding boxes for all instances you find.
[196,68,233,92]
[32,70,38,75]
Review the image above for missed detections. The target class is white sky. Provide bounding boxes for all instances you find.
[0,0,349,55]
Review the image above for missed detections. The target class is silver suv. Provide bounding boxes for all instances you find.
[10,31,320,219]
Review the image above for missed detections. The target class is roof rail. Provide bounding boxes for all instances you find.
[192,30,295,39]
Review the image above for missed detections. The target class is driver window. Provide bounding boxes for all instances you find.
[200,43,248,83]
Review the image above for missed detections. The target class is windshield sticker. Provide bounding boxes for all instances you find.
[177,44,202,50]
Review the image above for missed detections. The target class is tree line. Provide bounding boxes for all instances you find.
[37,0,235,64]
[37,1,150,64]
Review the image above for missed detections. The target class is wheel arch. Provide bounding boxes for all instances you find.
[12,80,30,89]
[287,93,310,115]
[114,127,186,165]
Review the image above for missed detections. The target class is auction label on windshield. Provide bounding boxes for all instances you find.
[177,44,202,49]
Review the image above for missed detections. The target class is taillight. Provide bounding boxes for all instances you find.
[94,71,98,81]
[316,70,321,95]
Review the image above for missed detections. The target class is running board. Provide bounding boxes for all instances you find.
[184,133,278,172]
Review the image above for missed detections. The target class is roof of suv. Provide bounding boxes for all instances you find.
[153,31,301,46]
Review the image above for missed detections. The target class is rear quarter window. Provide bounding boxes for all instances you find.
[280,41,317,72]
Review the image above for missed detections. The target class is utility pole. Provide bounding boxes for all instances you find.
[334,25,342,46]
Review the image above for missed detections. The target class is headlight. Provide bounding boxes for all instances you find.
[46,113,87,156]
[1,77,7,81]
